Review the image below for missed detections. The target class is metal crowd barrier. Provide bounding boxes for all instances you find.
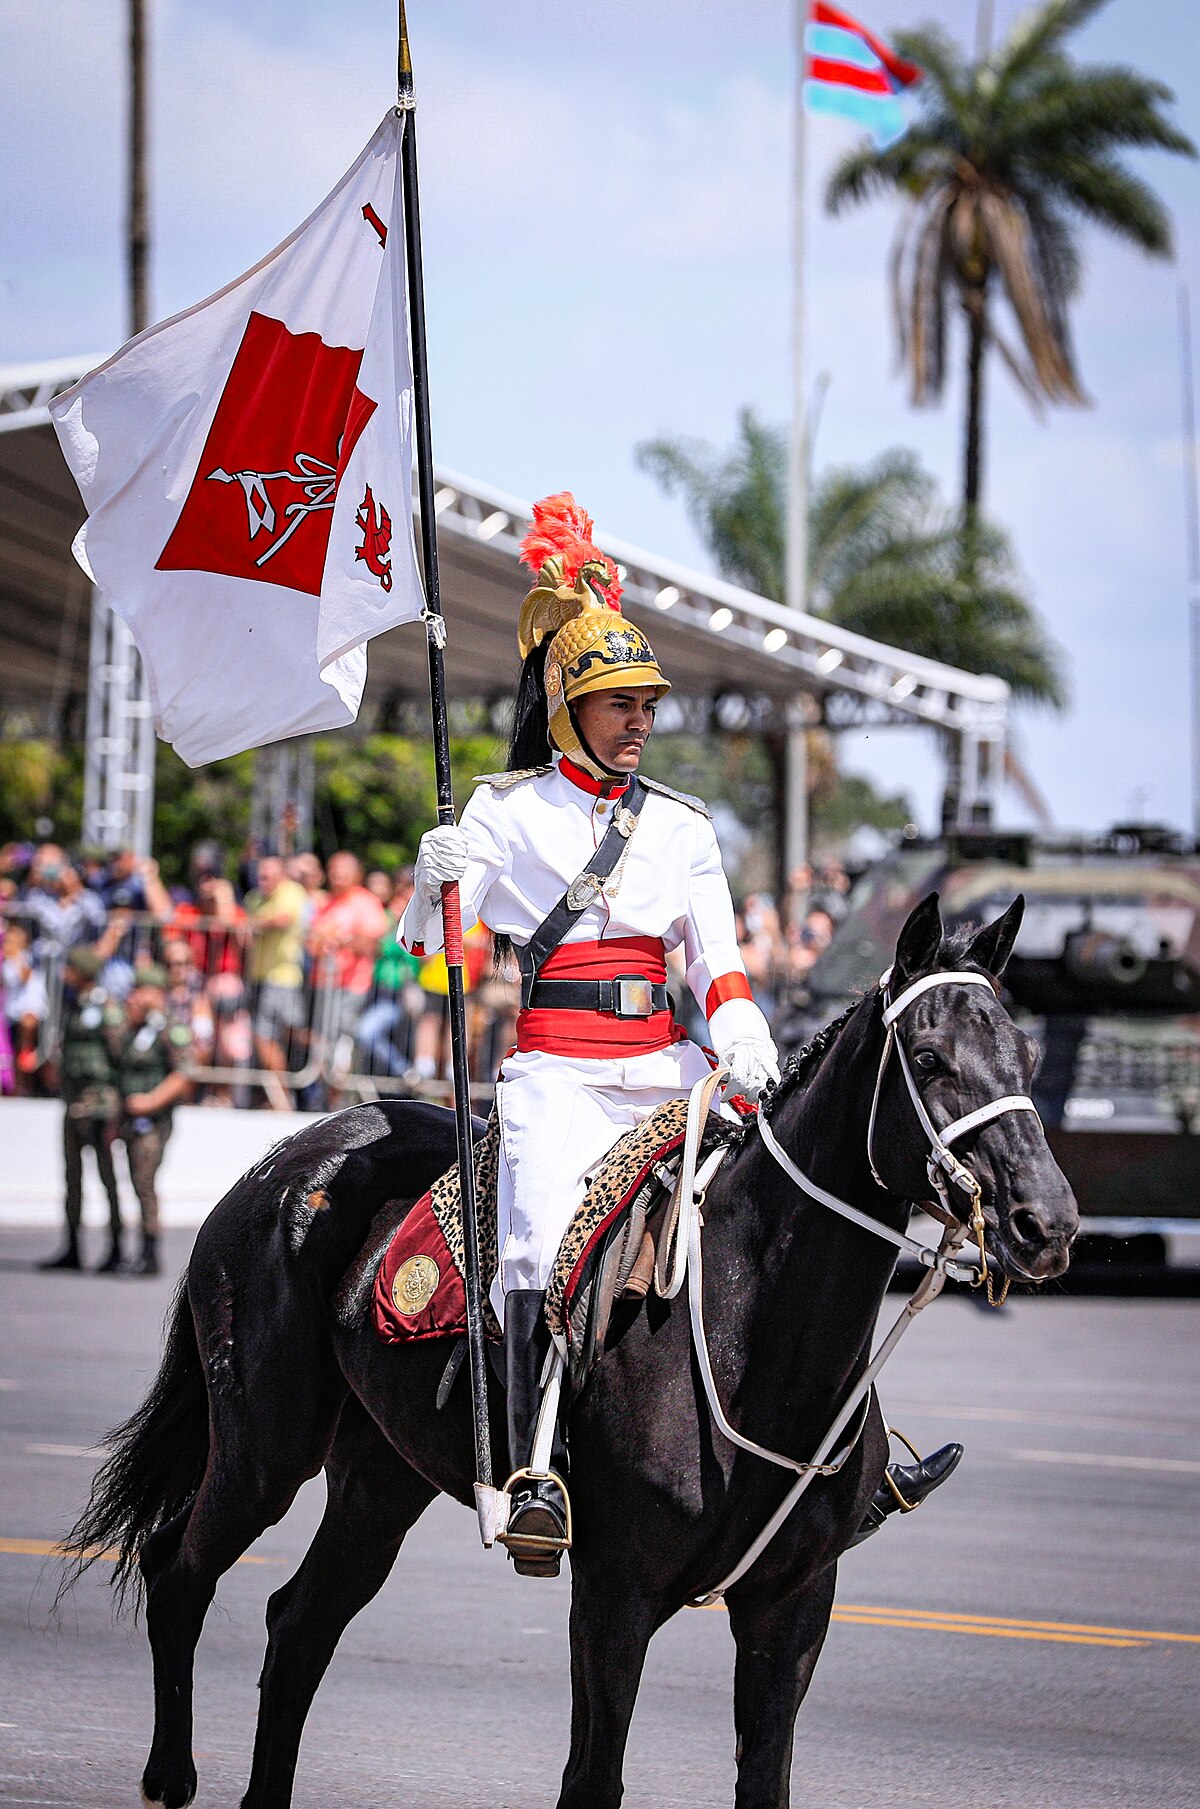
[1,905,515,1110]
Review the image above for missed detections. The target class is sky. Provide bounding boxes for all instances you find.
[2,0,1198,835]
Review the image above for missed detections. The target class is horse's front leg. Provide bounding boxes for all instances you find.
[726,1564,837,1809]
[557,1570,660,1809]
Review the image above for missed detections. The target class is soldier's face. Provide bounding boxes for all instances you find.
[573,686,658,773]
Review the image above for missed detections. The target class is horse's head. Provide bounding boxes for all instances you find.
[868,892,1078,1284]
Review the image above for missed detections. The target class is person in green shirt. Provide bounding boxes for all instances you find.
[243,855,308,1108]
[114,965,193,1275]
[39,945,125,1273]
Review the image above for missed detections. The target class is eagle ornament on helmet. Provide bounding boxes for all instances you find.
[516,493,669,780]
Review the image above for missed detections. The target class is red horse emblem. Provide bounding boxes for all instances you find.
[355,485,393,590]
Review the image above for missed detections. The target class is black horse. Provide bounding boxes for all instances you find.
[66,895,1078,1809]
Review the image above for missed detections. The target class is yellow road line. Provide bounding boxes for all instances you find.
[700,1597,1199,1649]
[831,1613,1139,1648]
[0,1536,278,1565]
[845,1604,1200,1645]
[1007,1448,1200,1475]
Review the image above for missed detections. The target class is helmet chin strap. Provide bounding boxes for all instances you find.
[563,706,625,783]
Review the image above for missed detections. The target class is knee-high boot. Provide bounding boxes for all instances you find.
[499,1289,570,1579]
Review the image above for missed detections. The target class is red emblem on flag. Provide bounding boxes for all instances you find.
[157,312,376,597]
[354,485,393,590]
[361,203,387,247]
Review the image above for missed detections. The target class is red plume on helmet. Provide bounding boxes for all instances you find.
[517,491,623,610]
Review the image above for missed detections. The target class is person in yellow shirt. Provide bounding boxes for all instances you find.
[244,855,308,1108]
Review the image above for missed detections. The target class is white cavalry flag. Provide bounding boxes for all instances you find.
[51,113,425,766]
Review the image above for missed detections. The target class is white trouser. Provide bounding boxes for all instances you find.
[490,1039,713,1321]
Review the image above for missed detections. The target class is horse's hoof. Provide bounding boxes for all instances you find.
[141,1762,197,1809]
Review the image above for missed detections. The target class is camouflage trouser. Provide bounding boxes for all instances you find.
[63,1112,122,1238]
[123,1119,173,1237]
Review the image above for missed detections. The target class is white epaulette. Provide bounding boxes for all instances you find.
[638,775,712,818]
[472,765,554,790]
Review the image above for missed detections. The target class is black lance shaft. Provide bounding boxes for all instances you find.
[398,12,495,1523]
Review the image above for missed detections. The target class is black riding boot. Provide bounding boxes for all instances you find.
[499,1289,570,1579]
[124,1233,160,1277]
[847,1442,964,1549]
[94,1234,125,1274]
[38,1232,81,1272]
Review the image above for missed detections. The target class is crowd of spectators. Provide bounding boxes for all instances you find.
[0,837,853,1108]
[0,837,516,1108]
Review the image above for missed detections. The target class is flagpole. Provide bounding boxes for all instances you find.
[397,3,499,1542]
[784,0,809,875]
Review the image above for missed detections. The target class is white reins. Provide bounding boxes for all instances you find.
[680,968,1041,1606]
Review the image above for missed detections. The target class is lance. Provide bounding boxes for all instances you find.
[397,3,501,1544]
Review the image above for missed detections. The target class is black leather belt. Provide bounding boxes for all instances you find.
[525,974,670,1020]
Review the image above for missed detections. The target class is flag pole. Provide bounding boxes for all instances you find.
[397,2,500,1543]
[784,0,809,876]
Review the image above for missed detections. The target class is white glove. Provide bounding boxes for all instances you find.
[414,825,468,897]
[720,1037,781,1103]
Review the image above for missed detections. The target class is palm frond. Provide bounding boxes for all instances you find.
[986,322,1045,413]
[1037,153,1176,254]
[824,128,951,214]
[994,0,1110,94]
[891,26,974,130]
[908,189,959,404]
[997,66,1197,161]
[978,191,1085,403]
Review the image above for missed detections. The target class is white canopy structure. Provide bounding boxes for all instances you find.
[0,356,1008,855]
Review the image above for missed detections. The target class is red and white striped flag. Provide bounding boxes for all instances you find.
[51,112,425,766]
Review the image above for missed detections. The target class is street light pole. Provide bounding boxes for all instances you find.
[83,0,157,856]
[1178,286,1200,842]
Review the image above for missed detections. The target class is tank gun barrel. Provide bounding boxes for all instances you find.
[1062,930,1147,988]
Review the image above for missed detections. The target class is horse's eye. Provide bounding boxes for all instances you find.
[914,1050,939,1073]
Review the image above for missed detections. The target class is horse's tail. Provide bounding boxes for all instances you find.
[58,1274,209,1612]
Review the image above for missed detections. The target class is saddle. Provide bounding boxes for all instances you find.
[372,1097,736,1390]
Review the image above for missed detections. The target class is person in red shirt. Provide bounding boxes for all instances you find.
[307,852,389,1102]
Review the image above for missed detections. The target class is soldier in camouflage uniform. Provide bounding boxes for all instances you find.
[39,945,125,1273]
[114,964,193,1277]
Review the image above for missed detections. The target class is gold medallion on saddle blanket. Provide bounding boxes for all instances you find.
[373,1098,729,1368]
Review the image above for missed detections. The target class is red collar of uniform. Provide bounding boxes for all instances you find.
[557,757,631,800]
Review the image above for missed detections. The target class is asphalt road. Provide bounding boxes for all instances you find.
[1,1225,1198,1809]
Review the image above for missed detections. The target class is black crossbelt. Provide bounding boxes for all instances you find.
[518,778,648,1009]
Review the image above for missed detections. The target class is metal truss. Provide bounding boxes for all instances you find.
[0,365,1010,829]
[430,468,1008,825]
[0,358,108,435]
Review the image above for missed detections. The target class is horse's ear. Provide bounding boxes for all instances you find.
[965,893,1025,979]
[891,892,943,987]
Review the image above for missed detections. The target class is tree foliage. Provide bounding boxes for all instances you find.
[636,410,1065,708]
[824,0,1194,506]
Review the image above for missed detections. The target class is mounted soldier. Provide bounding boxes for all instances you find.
[401,492,960,1573]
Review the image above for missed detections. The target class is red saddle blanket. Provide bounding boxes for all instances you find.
[371,1099,704,1349]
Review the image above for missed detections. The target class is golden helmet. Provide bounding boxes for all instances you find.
[517,493,669,771]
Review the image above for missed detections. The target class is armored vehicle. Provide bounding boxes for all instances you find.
[794,824,1200,1264]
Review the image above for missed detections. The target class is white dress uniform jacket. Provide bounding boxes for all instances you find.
[399,757,770,1320]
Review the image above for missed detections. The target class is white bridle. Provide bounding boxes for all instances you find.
[681,967,1042,1606]
[867,967,1041,1227]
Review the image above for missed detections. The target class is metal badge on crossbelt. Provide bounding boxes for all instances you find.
[566,872,604,912]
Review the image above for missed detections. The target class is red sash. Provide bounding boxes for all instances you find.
[515,935,682,1058]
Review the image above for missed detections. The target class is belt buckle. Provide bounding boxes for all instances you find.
[614,974,654,1019]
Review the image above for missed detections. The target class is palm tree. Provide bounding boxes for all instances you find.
[636,409,1064,706]
[824,0,1195,513]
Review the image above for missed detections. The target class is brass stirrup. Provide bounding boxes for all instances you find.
[883,1425,923,1513]
[497,1468,573,1555]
